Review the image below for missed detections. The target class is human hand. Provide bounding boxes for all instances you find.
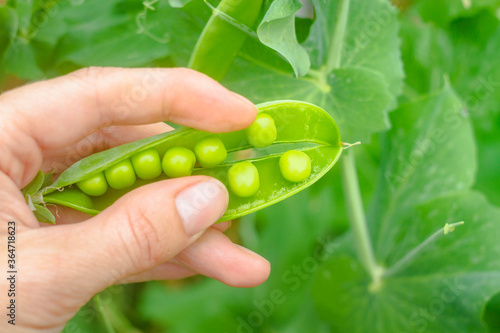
[0,67,271,332]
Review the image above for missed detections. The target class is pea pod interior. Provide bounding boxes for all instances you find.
[42,100,343,221]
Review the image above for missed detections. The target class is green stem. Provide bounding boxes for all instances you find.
[94,294,115,333]
[384,221,465,277]
[188,0,263,81]
[341,150,381,284]
[325,0,350,73]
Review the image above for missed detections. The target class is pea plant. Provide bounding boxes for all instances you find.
[1,0,500,332]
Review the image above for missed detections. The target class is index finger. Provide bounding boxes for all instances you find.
[0,67,257,150]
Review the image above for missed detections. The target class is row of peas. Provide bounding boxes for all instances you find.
[76,113,312,198]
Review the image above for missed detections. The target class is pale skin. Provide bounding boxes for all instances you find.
[0,67,271,332]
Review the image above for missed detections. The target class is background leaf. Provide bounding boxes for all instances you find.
[312,86,500,333]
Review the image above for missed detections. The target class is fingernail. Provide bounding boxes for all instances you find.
[230,91,255,108]
[176,180,228,236]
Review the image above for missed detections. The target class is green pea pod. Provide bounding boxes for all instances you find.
[188,0,263,81]
[35,100,342,221]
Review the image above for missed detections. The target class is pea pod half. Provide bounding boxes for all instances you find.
[31,100,342,222]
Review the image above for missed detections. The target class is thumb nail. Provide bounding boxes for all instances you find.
[175,180,228,236]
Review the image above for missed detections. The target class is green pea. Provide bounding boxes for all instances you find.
[105,159,136,190]
[162,147,196,178]
[76,172,108,196]
[131,148,162,180]
[279,150,311,182]
[228,161,260,197]
[194,136,227,168]
[246,113,277,148]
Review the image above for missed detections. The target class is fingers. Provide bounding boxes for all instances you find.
[44,176,228,293]
[2,67,257,152]
[174,228,271,288]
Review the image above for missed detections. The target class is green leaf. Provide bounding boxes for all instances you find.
[370,84,476,262]
[33,204,55,224]
[52,0,171,68]
[21,170,45,196]
[310,86,500,332]
[483,292,500,332]
[0,5,18,60]
[225,0,403,143]
[257,0,311,77]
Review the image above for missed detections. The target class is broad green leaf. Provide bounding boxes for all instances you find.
[225,0,403,143]
[311,87,500,332]
[483,292,500,332]
[313,192,500,333]
[305,0,404,101]
[257,0,311,77]
[370,85,476,262]
[0,6,18,60]
[168,0,193,7]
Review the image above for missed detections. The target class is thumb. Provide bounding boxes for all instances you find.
[57,176,228,290]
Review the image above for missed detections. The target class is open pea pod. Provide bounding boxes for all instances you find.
[35,100,342,221]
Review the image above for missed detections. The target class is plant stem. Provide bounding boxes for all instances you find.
[341,149,381,284]
[94,294,115,333]
[325,0,350,73]
[384,221,465,277]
